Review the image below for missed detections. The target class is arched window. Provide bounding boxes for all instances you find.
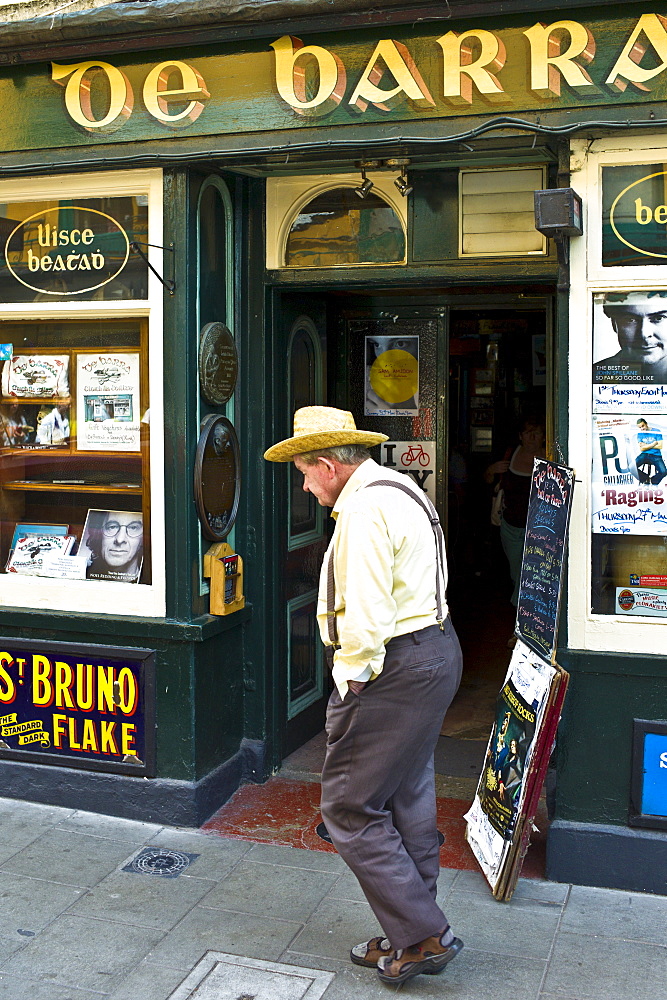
[285,187,406,267]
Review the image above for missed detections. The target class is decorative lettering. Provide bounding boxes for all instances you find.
[348,39,434,112]
[606,13,667,93]
[524,21,595,97]
[143,60,210,127]
[271,35,346,116]
[52,61,134,132]
[437,30,507,105]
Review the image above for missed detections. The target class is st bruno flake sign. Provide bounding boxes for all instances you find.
[0,639,155,776]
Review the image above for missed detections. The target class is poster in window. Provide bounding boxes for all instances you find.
[79,509,143,583]
[364,335,419,416]
[593,292,667,413]
[1,354,69,398]
[6,532,75,575]
[592,414,667,534]
[76,353,141,452]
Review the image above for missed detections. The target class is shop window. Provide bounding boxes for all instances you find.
[0,170,164,618]
[459,167,547,257]
[285,188,405,267]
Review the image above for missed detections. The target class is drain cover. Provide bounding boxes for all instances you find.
[167,952,334,1000]
[123,847,200,878]
[316,821,444,846]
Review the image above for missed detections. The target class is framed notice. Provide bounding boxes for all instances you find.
[364,335,419,417]
[0,638,155,776]
[76,352,141,452]
[516,458,575,663]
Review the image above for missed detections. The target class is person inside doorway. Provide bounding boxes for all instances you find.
[485,414,546,617]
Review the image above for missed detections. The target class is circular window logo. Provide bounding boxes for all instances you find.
[4,206,130,296]
[610,171,667,260]
[618,589,635,611]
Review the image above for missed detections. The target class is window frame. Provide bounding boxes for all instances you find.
[0,168,165,619]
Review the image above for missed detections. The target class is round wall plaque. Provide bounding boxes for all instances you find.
[194,415,241,541]
[198,322,238,406]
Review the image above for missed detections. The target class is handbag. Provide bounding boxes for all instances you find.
[490,481,504,527]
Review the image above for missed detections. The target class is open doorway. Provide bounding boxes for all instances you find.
[275,289,551,788]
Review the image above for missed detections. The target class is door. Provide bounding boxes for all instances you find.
[278,294,331,755]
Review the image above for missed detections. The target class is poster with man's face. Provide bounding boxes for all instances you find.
[80,509,143,583]
[592,415,667,535]
[593,293,667,413]
[364,335,419,416]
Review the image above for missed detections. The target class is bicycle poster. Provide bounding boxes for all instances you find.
[379,440,436,502]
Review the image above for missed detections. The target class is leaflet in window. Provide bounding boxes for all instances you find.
[1,355,69,398]
[76,353,141,452]
[6,533,75,575]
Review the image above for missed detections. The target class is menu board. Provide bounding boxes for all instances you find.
[516,459,575,663]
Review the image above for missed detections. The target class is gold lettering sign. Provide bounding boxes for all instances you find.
[4,207,130,296]
[610,170,667,259]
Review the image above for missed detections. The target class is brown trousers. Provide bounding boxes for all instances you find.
[320,619,463,949]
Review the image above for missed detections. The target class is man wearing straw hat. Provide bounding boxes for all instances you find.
[265,406,463,987]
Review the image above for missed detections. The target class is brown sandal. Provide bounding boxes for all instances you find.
[350,935,393,969]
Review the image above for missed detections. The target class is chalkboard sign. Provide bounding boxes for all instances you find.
[516,458,575,663]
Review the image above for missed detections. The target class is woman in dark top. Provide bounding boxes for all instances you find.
[485,416,546,608]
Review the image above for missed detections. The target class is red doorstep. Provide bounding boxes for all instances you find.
[203,776,547,880]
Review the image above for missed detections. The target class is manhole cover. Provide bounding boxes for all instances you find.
[123,848,200,878]
[167,953,333,1000]
[315,821,444,846]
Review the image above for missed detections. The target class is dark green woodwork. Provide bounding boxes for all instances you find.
[4,7,667,156]
[554,650,667,826]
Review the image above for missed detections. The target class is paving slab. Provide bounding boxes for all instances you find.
[443,887,561,960]
[1,913,164,993]
[288,897,378,962]
[0,800,72,855]
[107,959,189,1000]
[201,860,338,923]
[543,930,667,999]
[69,869,217,931]
[0,972,103,1000]
[0,829,135,887]
[560,884,667,945]
[0,872,86,964]
[146,905,304,970]
[145,828,253,880]
[55,810,165,845]
[168,953,334,1000]
[243,842,348,873]
[451,868,570,905]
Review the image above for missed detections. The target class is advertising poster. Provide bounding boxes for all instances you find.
[76,353,141,452]
[0,638,155,775]
[364,335,419,416]
[593,292,667,413]
[1,354,69,398]
[79,509,143,583]
[616,586,667,617]
[465,641,557,886]
[592,415,667,535]
[378,440,436,502]
[5,532,75,575]
[516,459,575,663]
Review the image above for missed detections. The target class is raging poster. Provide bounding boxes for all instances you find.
[592,414,667,534]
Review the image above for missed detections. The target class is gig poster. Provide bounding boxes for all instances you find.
[0,638,155,775]
[364,335,419,417]
[465,641,557,884]
[592,415,667,535]
[593,292,667,414]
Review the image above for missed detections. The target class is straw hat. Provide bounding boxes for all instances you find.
[264,406,388,462]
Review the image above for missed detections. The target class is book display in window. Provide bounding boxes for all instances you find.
[0,320,150,585]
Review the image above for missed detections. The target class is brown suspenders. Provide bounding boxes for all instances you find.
[325,480,447,662]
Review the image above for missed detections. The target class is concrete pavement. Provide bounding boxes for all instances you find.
[0,794,665,999]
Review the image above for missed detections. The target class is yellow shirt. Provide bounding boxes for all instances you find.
[317,458,448,698]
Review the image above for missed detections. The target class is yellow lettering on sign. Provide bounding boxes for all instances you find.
[52,61,134,132]
[348,39,434,112]
[54,661,75,710]
[524,21,595,97]
[606,13,667,93]
[143,60,210,127]
[0,652,15,705]
[32,655,53,706]
[121,723,137,756]
[437,30,507,105]
[100,720,119,755]
[271,35,346,116]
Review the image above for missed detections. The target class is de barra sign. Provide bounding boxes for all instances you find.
[0,639,155,776]
[0,13,666,151]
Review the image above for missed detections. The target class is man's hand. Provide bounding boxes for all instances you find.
[348,679,367,695]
